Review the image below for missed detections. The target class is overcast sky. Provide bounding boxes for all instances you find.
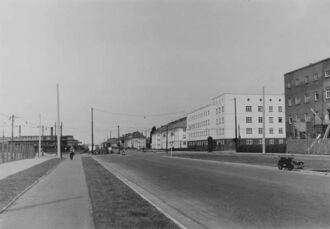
[1,0,330,144]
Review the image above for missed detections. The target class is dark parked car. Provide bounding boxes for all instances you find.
[278,157,304,171]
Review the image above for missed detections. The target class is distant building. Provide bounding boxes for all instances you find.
[284,58,330,139]
[122,131,146,149]
[151,117,187,150]
[9,135,80,152]
[187,93,286,152]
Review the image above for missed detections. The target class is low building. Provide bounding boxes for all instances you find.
[151,117,187,150]
[123,131,147,149]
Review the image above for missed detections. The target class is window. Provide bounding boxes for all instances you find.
[269,128,274,134]
[222,106,224,113]
[295,97,301,105]
[289,117,292,124]
[305,114,311,122]
[304,76,309,84]
[258,106,263,112]
[269,139,274,144]
[315,92,319,101]
[258,128,263,134]
[246,117,252,123]
[295,78,299,86]
[288,98,292,106]
[325,70,330,78]
[279,128,283,134]
[246,139,253,145]
[246,128,252,134]
[279,139,284,144]
[304,94,310,103]
[278,117,283,123]
[278,106,283,112]
[269,117,273,123]
[287,82,291,89]
[258,139,263,144]
[246,106,252,112]
[258,117,263,123]
[326,88,330,99]
[269,106,273,112]
[313,73,318,81]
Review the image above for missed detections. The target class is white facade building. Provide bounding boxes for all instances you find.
[151,118,187,150]
[187,93,286,151]
[187,104,214,142]
[212,93,285,140]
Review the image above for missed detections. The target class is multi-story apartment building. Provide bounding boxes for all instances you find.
[151,118,187,150]
[187,93,286,152]
[284,58,330,138]
[187,104,215,149]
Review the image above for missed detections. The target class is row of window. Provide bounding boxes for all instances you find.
[189,129,210,138]
[188,139,285,146]
[188,120,210,130]
[288,114,312,124]
[246,139,285,145]
[189,110,210,121]
[245,106,283,113]
[246,116,283,124]
[246,127,283,135]
[216,106,224,114]
[288,92,320,106]
[216,128,225,136]
[216,117,225,125]
[287,71,330,89]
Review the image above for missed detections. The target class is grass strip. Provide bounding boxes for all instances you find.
[82,157,180,229]
[0,158,63,211]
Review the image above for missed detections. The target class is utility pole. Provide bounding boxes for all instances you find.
[234,97,238,152]
[2,124,4,163]
[56,84,61,158]
[39,113,41,157]
[117,125,120,139]
[91,107,94,155]
[262,86,266,154]
[10,114,14,160]
[166,125,168,153]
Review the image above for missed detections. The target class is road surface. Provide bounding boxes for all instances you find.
[97,151,330,229]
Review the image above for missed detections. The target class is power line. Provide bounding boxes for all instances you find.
[93,107,185,118]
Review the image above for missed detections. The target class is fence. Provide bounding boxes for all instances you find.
[286,138,330,154]
[0,142,37,164]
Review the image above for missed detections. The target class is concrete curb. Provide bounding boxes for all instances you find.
[0,158,64,214]
[164,155,330,178]
[92,156,206,229]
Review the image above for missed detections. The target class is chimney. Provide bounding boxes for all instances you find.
[51,127,53,136]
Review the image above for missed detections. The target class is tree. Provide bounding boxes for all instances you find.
[148,126,156,148]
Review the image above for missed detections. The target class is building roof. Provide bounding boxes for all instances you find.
[167,117,186,130]
[211,93,284,100]
[284,57,330,76]
[187,104,212,115]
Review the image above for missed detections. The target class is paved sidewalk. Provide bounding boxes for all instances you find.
[0,154,94,229]
[0,156,55,180]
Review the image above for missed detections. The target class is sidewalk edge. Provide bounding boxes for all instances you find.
[0,158,64,214]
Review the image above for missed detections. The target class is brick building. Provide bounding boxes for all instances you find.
[284,58,330,139]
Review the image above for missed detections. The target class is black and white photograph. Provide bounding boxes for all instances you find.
[0,0,330,228]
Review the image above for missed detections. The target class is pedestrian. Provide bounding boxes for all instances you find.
[70,146,75,160]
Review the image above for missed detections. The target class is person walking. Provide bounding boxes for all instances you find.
[69,146,75,160]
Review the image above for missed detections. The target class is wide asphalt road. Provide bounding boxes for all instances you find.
[97,151,330,229]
